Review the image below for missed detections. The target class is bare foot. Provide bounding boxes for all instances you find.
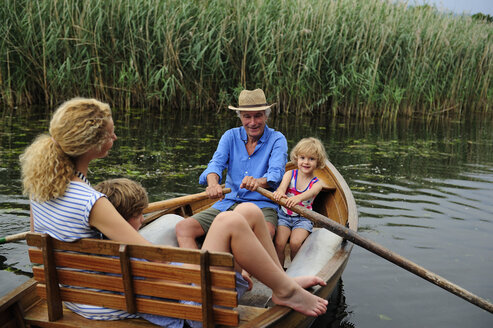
[294,275,327,289]
[271,285,328,316]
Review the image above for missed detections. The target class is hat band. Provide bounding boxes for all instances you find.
[237,103,268,108]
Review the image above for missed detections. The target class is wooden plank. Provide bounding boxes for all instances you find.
[41,235,63,321]
[0,278,37,312]
[29,249,236,288]
[32,267,238,307]
[27,233,234,267]
[314,167,337,190]
[200,250,214,328]
[36,287,238,326]
[236,305,268,324]
[24,300,157,328]
[0,301,24,327]
[119,245,137,314]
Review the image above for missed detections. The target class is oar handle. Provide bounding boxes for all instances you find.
[0,231,29,244]
[256,186,493,314]
[143,188,231,214]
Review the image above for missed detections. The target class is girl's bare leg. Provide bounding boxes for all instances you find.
[289,228,310,259]
[274,225,292,267]
[202,211,327,316]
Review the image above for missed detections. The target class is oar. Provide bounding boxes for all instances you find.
[256,186,493,314]
[0,231,29,244]
[142,188,231,225]
[143,188,230,214]
[0,188,231,244]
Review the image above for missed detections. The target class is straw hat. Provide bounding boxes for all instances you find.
[228,89,276,111]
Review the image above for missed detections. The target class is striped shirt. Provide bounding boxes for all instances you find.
[31,181,139,320]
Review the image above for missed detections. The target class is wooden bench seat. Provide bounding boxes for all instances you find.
[21,298,268,328]
[25,233,240,327]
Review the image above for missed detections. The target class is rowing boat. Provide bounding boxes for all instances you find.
[0,160,358,328]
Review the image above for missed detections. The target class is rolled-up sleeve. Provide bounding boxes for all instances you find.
[264,132,288,189]
[199,130,231,186]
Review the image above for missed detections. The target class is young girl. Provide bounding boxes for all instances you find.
[20,98,327,325]
[273,137,328,267]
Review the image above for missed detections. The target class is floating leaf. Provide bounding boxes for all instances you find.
[379,314,392,321]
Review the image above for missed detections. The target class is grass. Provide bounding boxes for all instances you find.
[0,0,492,118]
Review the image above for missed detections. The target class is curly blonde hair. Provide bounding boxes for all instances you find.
[94,178,149,220]
[290,137,328,169]
[20,98,112,202]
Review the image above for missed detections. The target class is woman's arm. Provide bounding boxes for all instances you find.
[89,197,153,245]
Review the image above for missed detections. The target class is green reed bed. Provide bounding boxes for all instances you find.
[0,0,492,117]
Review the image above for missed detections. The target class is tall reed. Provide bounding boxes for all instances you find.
[0,0,491,118]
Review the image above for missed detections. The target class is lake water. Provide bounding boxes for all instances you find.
[1,108,492,327]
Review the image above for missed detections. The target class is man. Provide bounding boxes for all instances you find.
[175,89,288,249]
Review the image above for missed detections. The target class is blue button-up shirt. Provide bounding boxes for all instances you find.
[199,125,288,211]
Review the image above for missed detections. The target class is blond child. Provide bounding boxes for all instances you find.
[273,137,328,267]
[93,178,148,230]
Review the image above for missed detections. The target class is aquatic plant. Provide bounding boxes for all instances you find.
[0,0,491,118]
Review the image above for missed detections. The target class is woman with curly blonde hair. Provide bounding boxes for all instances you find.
[20,97,152,320]
[21,98,113,201]
[20,97,327,324]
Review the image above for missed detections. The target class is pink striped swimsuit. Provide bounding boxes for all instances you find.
[281,169,319,216]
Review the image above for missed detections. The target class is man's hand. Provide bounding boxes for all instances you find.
[206,173,224,199]
[240,176,261,191]
[206,184,225,200]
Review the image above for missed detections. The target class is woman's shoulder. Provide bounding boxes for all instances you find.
[66,181,105,199]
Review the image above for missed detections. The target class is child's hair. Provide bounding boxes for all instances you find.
[94,178,149,220]
[20,98,113,202]
[290,137,328,169]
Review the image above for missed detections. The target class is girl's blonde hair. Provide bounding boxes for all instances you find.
[20,98,112,202]
[94,178,148,220]
[290,137,328,169]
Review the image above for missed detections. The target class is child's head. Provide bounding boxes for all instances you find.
[94,178,148,230]
[290,137,328,169]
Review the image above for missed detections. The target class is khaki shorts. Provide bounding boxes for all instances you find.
[192,203,278,233]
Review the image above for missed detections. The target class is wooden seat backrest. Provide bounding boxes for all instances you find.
[26,233,239,327]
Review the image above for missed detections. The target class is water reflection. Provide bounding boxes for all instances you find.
[311,279,352,328]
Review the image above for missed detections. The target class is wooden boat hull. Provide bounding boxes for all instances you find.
[0,160,358,328]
